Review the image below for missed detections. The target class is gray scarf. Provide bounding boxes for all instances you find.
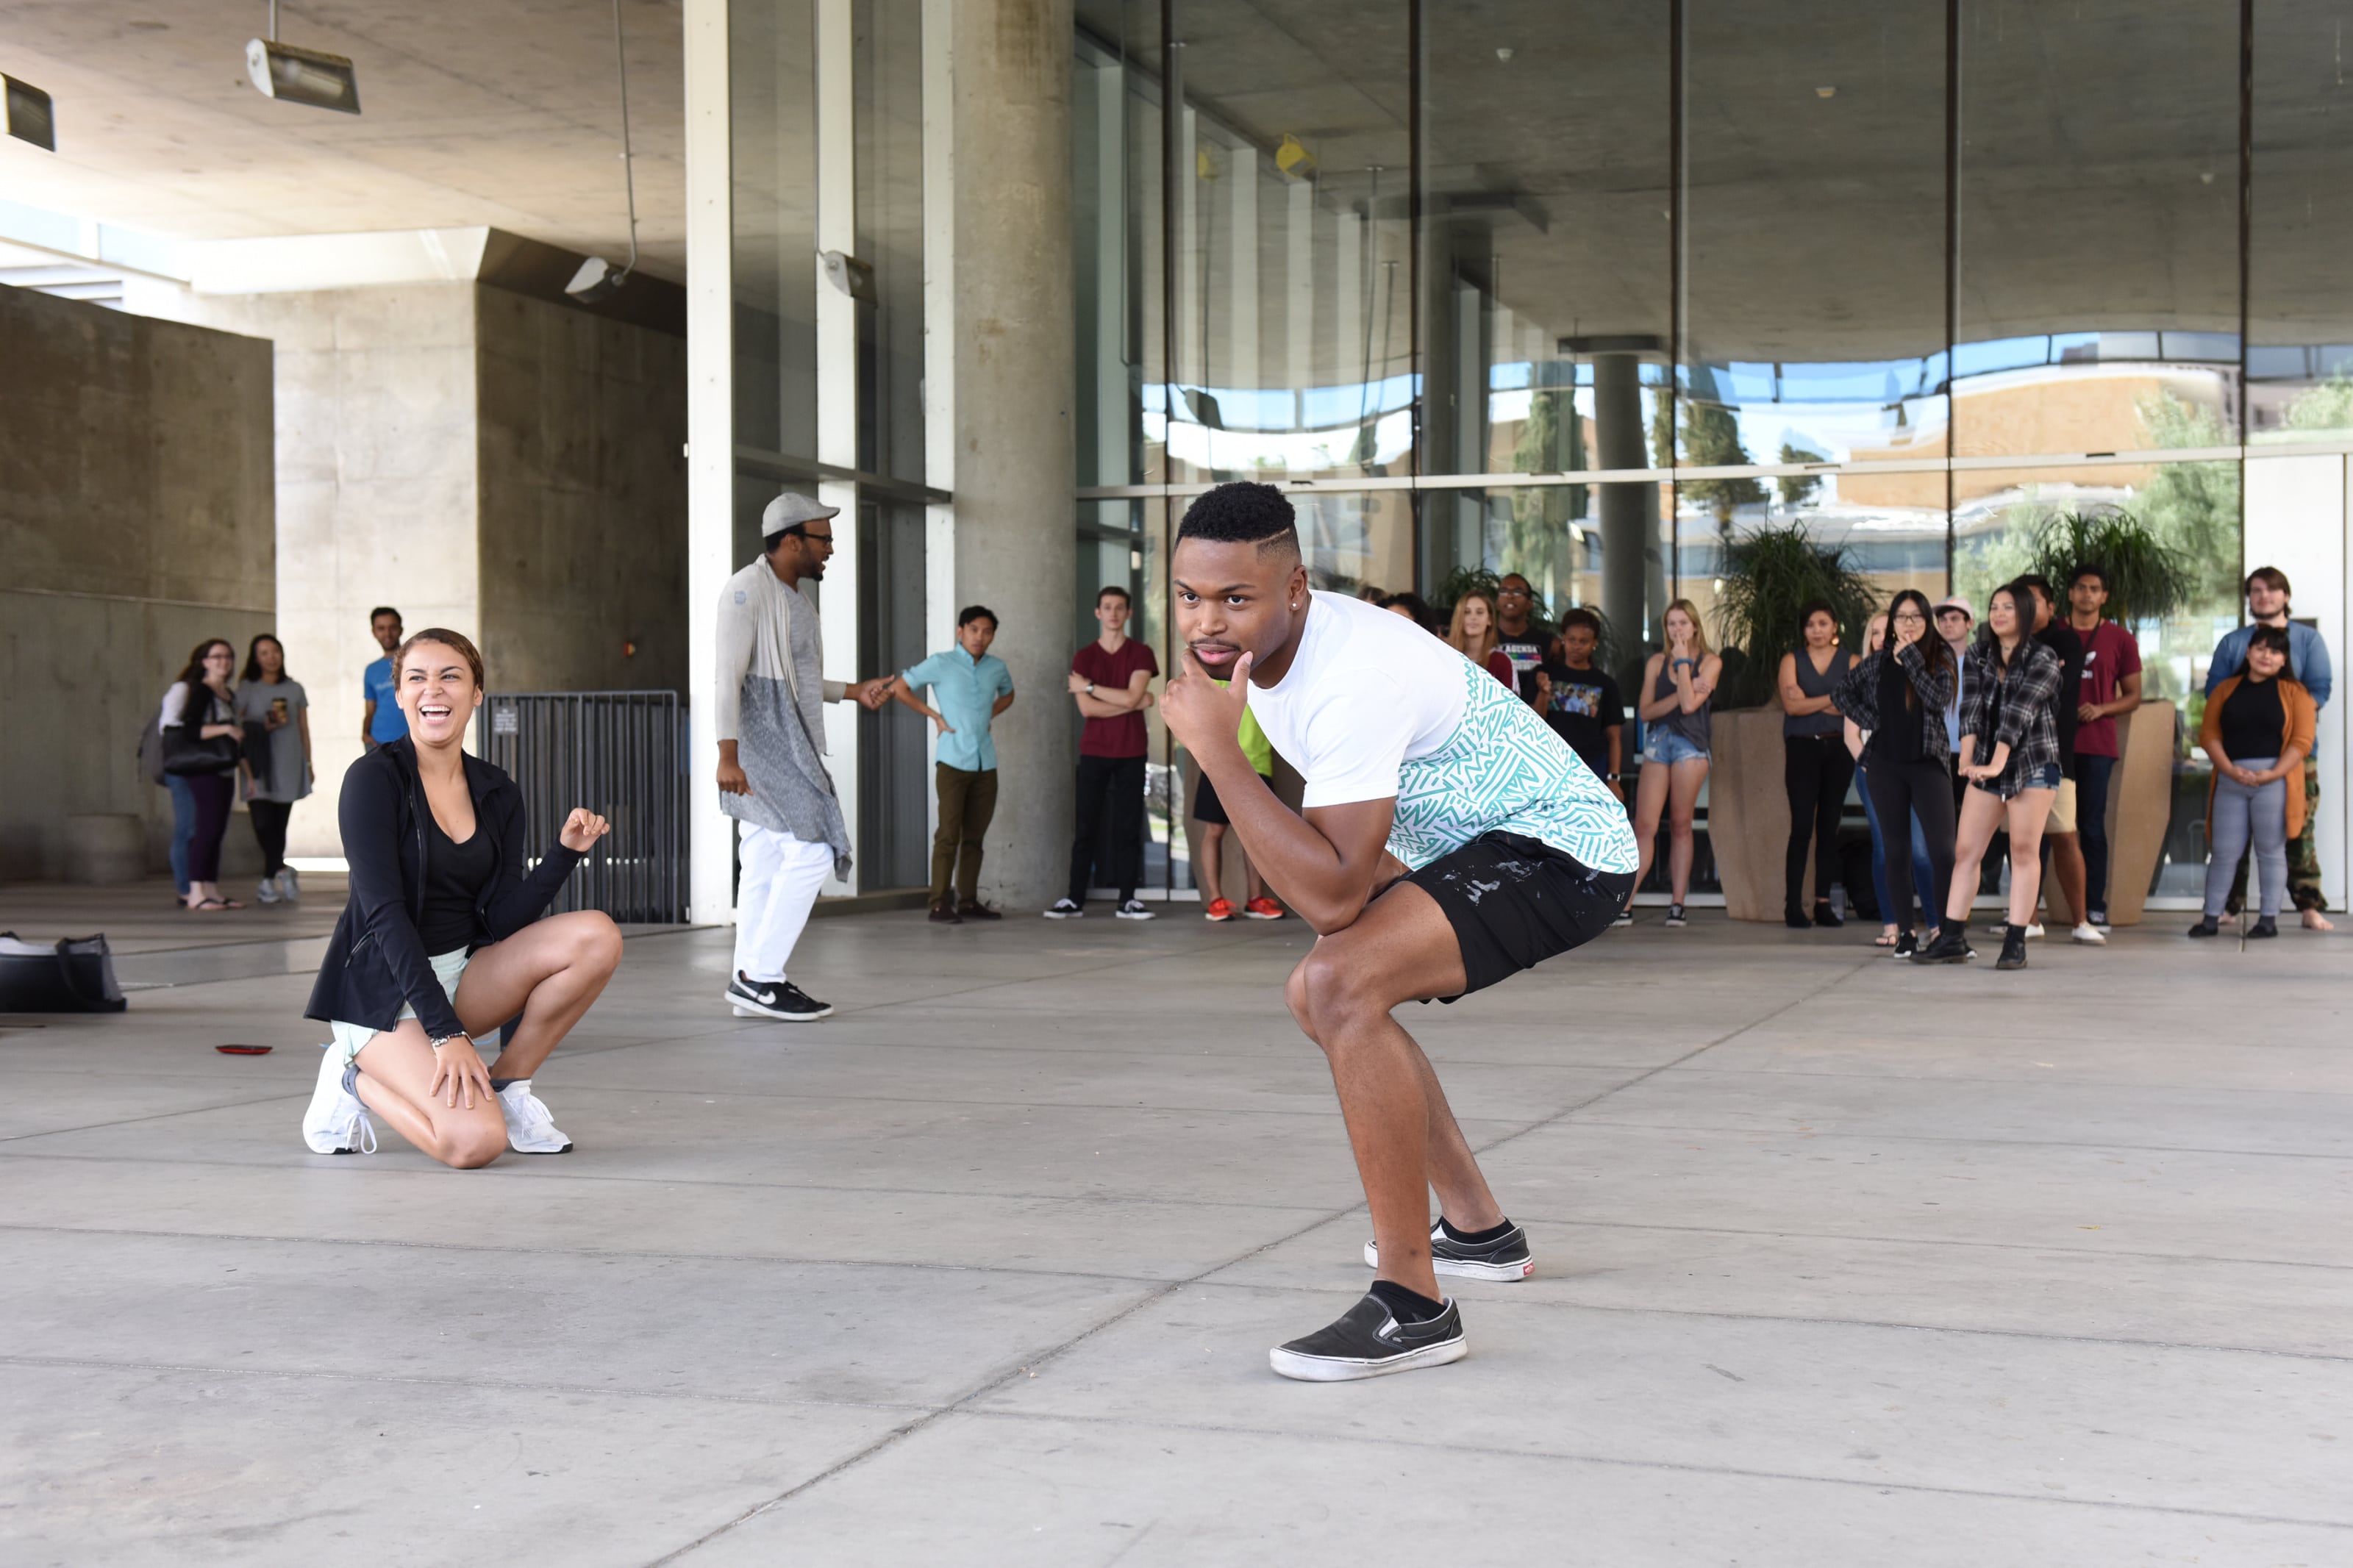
[721,672,853,879]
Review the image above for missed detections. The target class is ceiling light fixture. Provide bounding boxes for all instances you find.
[1275,132,1316,182]
[246,1,360,114]
[566,0,640,304]
[2,74,55,151]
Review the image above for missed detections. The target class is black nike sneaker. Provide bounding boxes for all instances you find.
[726,973,834,1020]
[1268,1292,1467,1382]
[1361,1220,1534,1281]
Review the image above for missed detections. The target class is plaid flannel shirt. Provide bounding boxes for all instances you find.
[1831,641,1956,764]
[1958,639,2064,795]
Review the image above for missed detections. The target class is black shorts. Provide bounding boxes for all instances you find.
[1404,832,1634,1002]
[1190,768,1270,826]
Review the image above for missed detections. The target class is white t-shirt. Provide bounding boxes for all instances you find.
[1244,592,1639,874]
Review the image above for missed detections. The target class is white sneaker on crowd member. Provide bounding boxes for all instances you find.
[2025,923,2046,939]
[301,1048,375,1155]
[1044,898,1083,919]
[279,867,301,902]
[2071,922,2105,945]
[256,875,282,904]
[1613,909,1635,927]
[496,1081,572,1154]
[1115,898,1156,920]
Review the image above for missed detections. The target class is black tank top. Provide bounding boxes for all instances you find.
[417,809,494,955]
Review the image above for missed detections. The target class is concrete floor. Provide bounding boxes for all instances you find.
[1,882,2349,1565]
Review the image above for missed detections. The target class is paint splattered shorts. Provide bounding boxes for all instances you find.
[1404,831,1634,1003]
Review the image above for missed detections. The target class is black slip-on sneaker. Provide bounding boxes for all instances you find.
[726,974,834,1020]
[1268,1293,1467,1382]
[1362,1221,1534,1281]
[1911,927,1971,964]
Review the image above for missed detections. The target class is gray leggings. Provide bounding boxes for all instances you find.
[2204,759,2287,917]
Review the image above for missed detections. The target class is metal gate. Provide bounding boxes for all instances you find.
[482,692,688,924]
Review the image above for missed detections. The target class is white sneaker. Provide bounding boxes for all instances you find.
[278,867,301,902]
[497,1080,572,1154]
[1043,898,1083,919]
[1115,899,1156,920]
[256,876,282,905]
[2071,922,2106,945]
[2024,923,2046,939]
[301,1048,375,1155]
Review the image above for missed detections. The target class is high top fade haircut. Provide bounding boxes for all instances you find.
[1178,482,1302,562]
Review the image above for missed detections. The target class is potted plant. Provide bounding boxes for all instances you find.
[1702,523,1878,920]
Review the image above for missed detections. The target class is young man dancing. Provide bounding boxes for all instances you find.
[1160,484,1638,1381]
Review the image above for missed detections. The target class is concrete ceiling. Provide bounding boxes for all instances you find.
[0,0,685,279]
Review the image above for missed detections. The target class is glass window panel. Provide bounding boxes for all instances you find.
[1952,460,2241,900]
[1164,1,1412,487]
[1075,10,1165,487]
[1955,1,2241,458]
[729,0,818,465]
[1679,1,1950,496]
[2249,0,2353,444]
[854,0,926,484]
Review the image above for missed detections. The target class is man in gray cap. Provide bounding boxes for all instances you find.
[714,493,891,1020]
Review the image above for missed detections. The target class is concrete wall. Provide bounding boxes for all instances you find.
[476,287,689,695]
[135,279,688,859]
[0,284,275,881]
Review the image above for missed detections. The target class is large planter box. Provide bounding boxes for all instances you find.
[2042,699,2176,928]
[1707,706,1796,922]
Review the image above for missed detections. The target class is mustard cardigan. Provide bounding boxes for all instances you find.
[2202,674,2317,840]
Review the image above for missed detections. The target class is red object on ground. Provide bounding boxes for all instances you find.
[214,1045,274,1055]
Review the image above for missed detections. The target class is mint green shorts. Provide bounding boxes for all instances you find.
[328,948,496,1067]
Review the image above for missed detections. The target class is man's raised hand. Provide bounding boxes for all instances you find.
[1163,647,1253,759]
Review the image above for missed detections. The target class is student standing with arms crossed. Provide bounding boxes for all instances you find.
[888,606,1015,924]
[1049,586,1160,920]
[1630,601,1720,926]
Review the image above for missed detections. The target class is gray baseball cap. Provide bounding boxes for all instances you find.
[761,492,840,534]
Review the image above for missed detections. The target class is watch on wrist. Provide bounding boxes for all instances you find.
[1085,681,1096,696]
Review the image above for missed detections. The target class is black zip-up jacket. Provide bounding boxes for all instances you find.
[304,738,583,1039]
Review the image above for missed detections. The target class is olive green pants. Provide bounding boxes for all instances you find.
[932,764,999,906]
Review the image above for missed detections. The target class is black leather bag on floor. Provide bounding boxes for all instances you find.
[0,933,129,1014]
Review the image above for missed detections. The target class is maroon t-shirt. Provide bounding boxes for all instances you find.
[2074,620,2143,758]
[1073,637,1160,758]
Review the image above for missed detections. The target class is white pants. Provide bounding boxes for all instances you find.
[734,823,833,984]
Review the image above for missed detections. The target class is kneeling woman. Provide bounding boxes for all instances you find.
[302,629,621,1164]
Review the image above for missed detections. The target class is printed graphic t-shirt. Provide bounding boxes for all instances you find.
[365,656,407,744]
[1243,592,1638,874]
[2073,620,2143,759]
[1535,661,1626,783]
[1072,637,1161,758]
[1493,627,1552,694]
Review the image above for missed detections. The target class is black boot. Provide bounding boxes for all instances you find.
[1812,898,1843,928]
[1785,904,1812,929]
[2187,914,2219,938]
[1995,923,2029,970]
[1912,923,1971,964]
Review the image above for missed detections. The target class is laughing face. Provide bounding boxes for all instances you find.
[398,640,484,748]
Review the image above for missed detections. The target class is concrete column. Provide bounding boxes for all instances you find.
[953,0,1077,910]
[1592,348,1660,661]
[684,0,737,925]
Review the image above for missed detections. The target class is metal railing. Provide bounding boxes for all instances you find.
[482,692,688,924]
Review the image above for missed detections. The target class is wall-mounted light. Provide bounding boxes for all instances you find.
[3,74,56,151]
[1275,132,1317,182]
[246,2,360,114]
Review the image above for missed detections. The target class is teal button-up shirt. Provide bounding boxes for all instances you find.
[900,645,1015,772]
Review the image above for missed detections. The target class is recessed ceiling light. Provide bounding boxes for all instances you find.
[1816,85,1837,98]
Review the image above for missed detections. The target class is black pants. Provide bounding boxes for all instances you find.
[1068,753,1147,903]
[1783,735,1855,911]
[184,773,235,882]
[1865,757,1958,930]
[2075,753,2115,914]
[248,798,292,876]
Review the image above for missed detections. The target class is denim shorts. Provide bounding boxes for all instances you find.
[1644,730,1709,767]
